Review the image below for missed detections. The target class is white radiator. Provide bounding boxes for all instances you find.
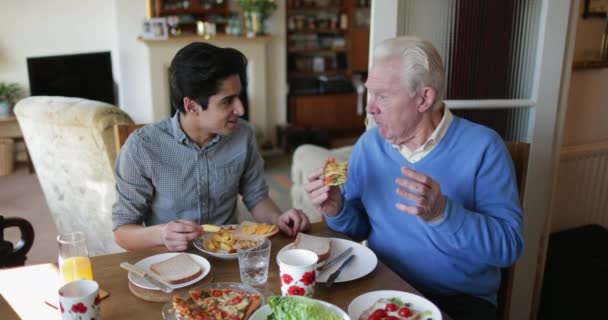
[552,141,608,231]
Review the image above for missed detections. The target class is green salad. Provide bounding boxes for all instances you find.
[266,296,342,320]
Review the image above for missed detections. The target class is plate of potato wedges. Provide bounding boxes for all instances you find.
[193,223,277,259]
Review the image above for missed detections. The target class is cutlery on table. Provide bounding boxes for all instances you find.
[318,246,353,272]
[119,262,173,293]
[325,254,355,287]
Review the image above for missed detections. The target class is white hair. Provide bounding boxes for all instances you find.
[373,36,446,110]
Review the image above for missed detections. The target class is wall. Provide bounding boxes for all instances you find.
[562,2,608,146]
[0,0,287,141]
[0,0,118,104]
[113,0,154,124]
[551,0,608,232]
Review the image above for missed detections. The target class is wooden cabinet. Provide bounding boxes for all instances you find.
[286,0,371,134]
[289,94,365,130]
[286,0,370,78]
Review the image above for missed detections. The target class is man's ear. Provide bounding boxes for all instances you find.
[183,97,199,114]
[417,87,437,113]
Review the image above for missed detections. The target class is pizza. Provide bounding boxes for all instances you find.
[323,157,348,186]
[172,288,262,320]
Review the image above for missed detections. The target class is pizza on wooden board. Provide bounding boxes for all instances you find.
[324,157,347,186]
[172,288,262,320]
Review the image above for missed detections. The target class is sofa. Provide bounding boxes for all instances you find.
[14,96,134,256]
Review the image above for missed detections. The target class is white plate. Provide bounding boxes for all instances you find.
[232,221,280,240]
[249,298,350,320]
[278,237,377,283]
[348,290,442,320]
[192,225,239,260]
[128,253,211,290]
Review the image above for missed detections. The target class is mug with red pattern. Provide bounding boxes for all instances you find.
[277,249,319,297]
[58,279,101,320]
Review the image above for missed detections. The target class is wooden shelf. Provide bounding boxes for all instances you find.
[288,70,346,77]
[139,34,272,44]
[288,29,345,34]
[572,60,608,70]
[158,7,227,15]
[153,1,229,20]
[288,48,346,54]
[287,6,345,11]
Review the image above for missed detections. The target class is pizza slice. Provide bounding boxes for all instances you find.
[323,157,348,186]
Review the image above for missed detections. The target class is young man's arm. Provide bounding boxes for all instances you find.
[114,221,201,251]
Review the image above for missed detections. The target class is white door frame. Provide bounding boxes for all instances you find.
[369,1,576,319]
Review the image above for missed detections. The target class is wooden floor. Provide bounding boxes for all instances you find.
[0,165,57,264]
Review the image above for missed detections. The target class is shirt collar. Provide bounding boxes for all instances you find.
[170,112,220,149]
[391,107,453,155]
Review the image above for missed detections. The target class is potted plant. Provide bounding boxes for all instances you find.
[0,82,23,116]
[237,0,278,36]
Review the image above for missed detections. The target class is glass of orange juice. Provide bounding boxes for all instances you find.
[57,231,93,283]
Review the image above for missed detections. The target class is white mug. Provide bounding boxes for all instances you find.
[277,249,319,297]
[58,279,101,320]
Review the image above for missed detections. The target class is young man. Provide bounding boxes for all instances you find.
[305,36,523,319]
[113,42,310,252]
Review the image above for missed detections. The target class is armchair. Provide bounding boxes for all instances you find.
[14,96,134,256]
[290,144,354,223]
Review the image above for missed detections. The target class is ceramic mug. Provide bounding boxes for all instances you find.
[277,249,318,297]
[58,279,101,320]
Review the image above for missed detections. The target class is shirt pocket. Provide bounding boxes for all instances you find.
[211,160,243,204]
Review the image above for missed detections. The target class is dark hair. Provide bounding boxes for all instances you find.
[169,42,248,113]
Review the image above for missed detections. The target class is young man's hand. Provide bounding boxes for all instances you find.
[276,208,311,237]
[161,219,202,251]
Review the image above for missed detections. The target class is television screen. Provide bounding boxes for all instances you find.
[27,51,116,105]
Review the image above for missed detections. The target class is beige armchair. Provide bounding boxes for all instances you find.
[290,144,354,222]
[14,96,134,256]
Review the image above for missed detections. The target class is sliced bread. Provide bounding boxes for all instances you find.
[293,233,332,262]
[149,253,203,285]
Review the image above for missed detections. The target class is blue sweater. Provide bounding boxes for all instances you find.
[326,117,524,304]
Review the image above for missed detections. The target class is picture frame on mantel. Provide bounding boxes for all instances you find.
[141,17,169,40]
[583,0,608,19]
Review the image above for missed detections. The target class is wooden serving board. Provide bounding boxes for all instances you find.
[128,273,214,302]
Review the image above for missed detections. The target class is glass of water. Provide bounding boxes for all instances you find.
[236,238,271,286]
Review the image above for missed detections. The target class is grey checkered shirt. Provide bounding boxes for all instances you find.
[112,113,268,230]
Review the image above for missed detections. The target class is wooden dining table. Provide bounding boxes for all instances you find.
[0,222,451,319]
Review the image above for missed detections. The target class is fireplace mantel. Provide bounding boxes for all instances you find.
[142,35,272,140]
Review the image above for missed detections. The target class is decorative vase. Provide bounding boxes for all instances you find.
[245,11,266,37]
[0,101,11,117]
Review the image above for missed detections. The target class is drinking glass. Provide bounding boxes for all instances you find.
[236,238,271,286]
[57,231,93,284]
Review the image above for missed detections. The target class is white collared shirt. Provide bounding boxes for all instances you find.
[392,107,453,163]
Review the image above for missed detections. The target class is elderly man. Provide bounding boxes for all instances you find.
[305,36,523,319]
[113,42,310,252]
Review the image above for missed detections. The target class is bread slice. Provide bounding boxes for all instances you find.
[149,253,203,285]
[293,233,331,262]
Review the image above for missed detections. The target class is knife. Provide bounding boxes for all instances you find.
[120,262,173,293]
[325,255,355,287]
[318,247,353,272]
